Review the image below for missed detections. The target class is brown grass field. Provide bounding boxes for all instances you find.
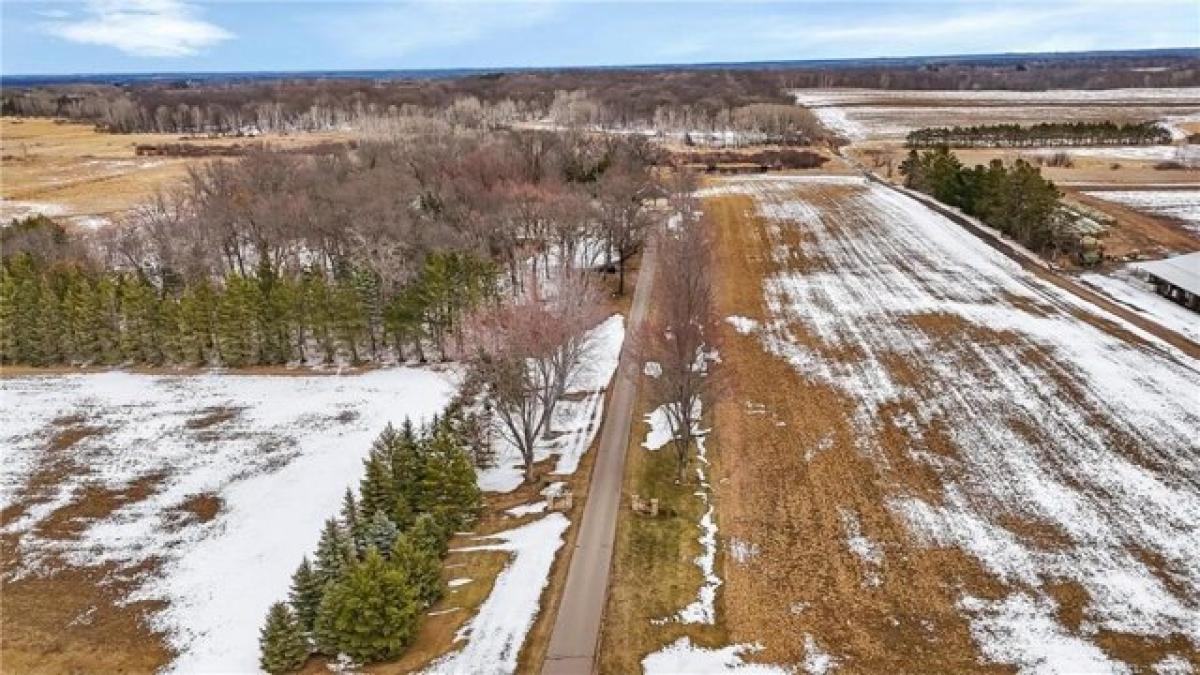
[0,117,352,225]
[689,176,1200,672]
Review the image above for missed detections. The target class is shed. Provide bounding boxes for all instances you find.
[1136,251,1200,312]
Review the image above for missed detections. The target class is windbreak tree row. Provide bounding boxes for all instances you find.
[259,416,482,672]
[906,121,1171,148]
[900,147,1072,256]
[0,247,491,367]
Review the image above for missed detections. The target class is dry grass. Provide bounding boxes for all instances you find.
[0,117,353,223]
[597,384,729,674]
[704,190,1015,672]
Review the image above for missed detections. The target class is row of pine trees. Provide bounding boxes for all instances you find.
[906,121,1171,148]
[259,417,482,672]
[899,147,1069,255]
[0,243,495,367]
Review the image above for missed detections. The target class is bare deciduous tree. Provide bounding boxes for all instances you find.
[635,203,720,482]
[468,267,605,482]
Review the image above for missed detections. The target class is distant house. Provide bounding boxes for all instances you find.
[1137,251,1200,312]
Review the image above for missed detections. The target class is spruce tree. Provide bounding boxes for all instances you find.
[259,602,309,674]
[361,510,399,555]
[313,547,419,662]
[288,557,323,632]
[339,488,362,545]
[313,519,355,588]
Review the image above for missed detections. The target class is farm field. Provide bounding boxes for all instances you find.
[793,88,1200,142]
[702,174,1200,672]
[0,117,353,227]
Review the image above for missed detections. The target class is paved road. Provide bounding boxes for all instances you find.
[542,237,660,675]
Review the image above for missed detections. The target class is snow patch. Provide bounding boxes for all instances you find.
[428,512,569,674]
[726,315,761,335]
[642,637,789,675]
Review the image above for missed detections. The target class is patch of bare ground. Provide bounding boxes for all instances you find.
[185,405,242,430]
[1044,580,1090,632]
[707,191,1013,672]
[1,560,174,674]
[1093,632,1197,673]
[168,492,223,528]
[1067,190,1200,260]
[0,420,106,528]
[37,473,167,539]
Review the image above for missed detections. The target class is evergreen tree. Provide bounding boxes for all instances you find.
[361,510,400,555]
[410,512,449,560]
[259,602,309,674]
[288,557,323,632]
[313,519,355,588]
[360,449,409,529]
[420,426,481,530]
[391,533,443,608]
[313,548,419,662]
[339,488,362,545]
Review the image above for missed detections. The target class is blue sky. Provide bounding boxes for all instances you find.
[2,1,1198,75]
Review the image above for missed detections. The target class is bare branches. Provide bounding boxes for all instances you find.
[635,197,721,482]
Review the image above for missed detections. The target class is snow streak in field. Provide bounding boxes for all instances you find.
[0,368,460,674]
[737,177,1200,670]
[427,512,568,675]
[642,638,788,675]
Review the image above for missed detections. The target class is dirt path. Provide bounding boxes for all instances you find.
[542,237,660,675]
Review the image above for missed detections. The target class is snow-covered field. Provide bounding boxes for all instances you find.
[1083,190,1200,234]
[728,176,1200,670]
[1081,268,1200,344]
[0,368,461,673]
[792,88,1200,142]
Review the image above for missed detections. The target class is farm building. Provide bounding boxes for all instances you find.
[1136,251,1200,312]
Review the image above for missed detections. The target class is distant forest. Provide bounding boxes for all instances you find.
[3,51,1197,136]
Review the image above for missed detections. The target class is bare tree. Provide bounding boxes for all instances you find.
[635,206,720,482]
[595,160,654,295]
[467,267,605,482]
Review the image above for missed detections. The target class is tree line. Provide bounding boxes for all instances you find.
[259,416,482,672]
[0,241,492,367]
[906,121,1172,148]
[1,129,660,367]
[6,52,1196,135]
[900,147,1073,255]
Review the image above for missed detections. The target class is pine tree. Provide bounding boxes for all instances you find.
[421,426,482,531]
[288,557,323,632]
[313,519,355,588]
[313,547,419,662]
[391,533,443,608]
[360,450,409,529]
[388,419,424,515]
[259,602,309,674]
[410,512,449,560]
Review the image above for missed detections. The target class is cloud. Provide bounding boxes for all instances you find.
[44,0,232,58]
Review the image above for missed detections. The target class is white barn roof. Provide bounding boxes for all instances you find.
[1138,251,1200,296]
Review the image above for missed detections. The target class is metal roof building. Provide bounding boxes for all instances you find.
[1137,251,1200,312]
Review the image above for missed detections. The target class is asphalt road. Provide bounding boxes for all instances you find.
[542,236,660,675]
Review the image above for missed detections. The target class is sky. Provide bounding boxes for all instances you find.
[2,0,1198,76]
